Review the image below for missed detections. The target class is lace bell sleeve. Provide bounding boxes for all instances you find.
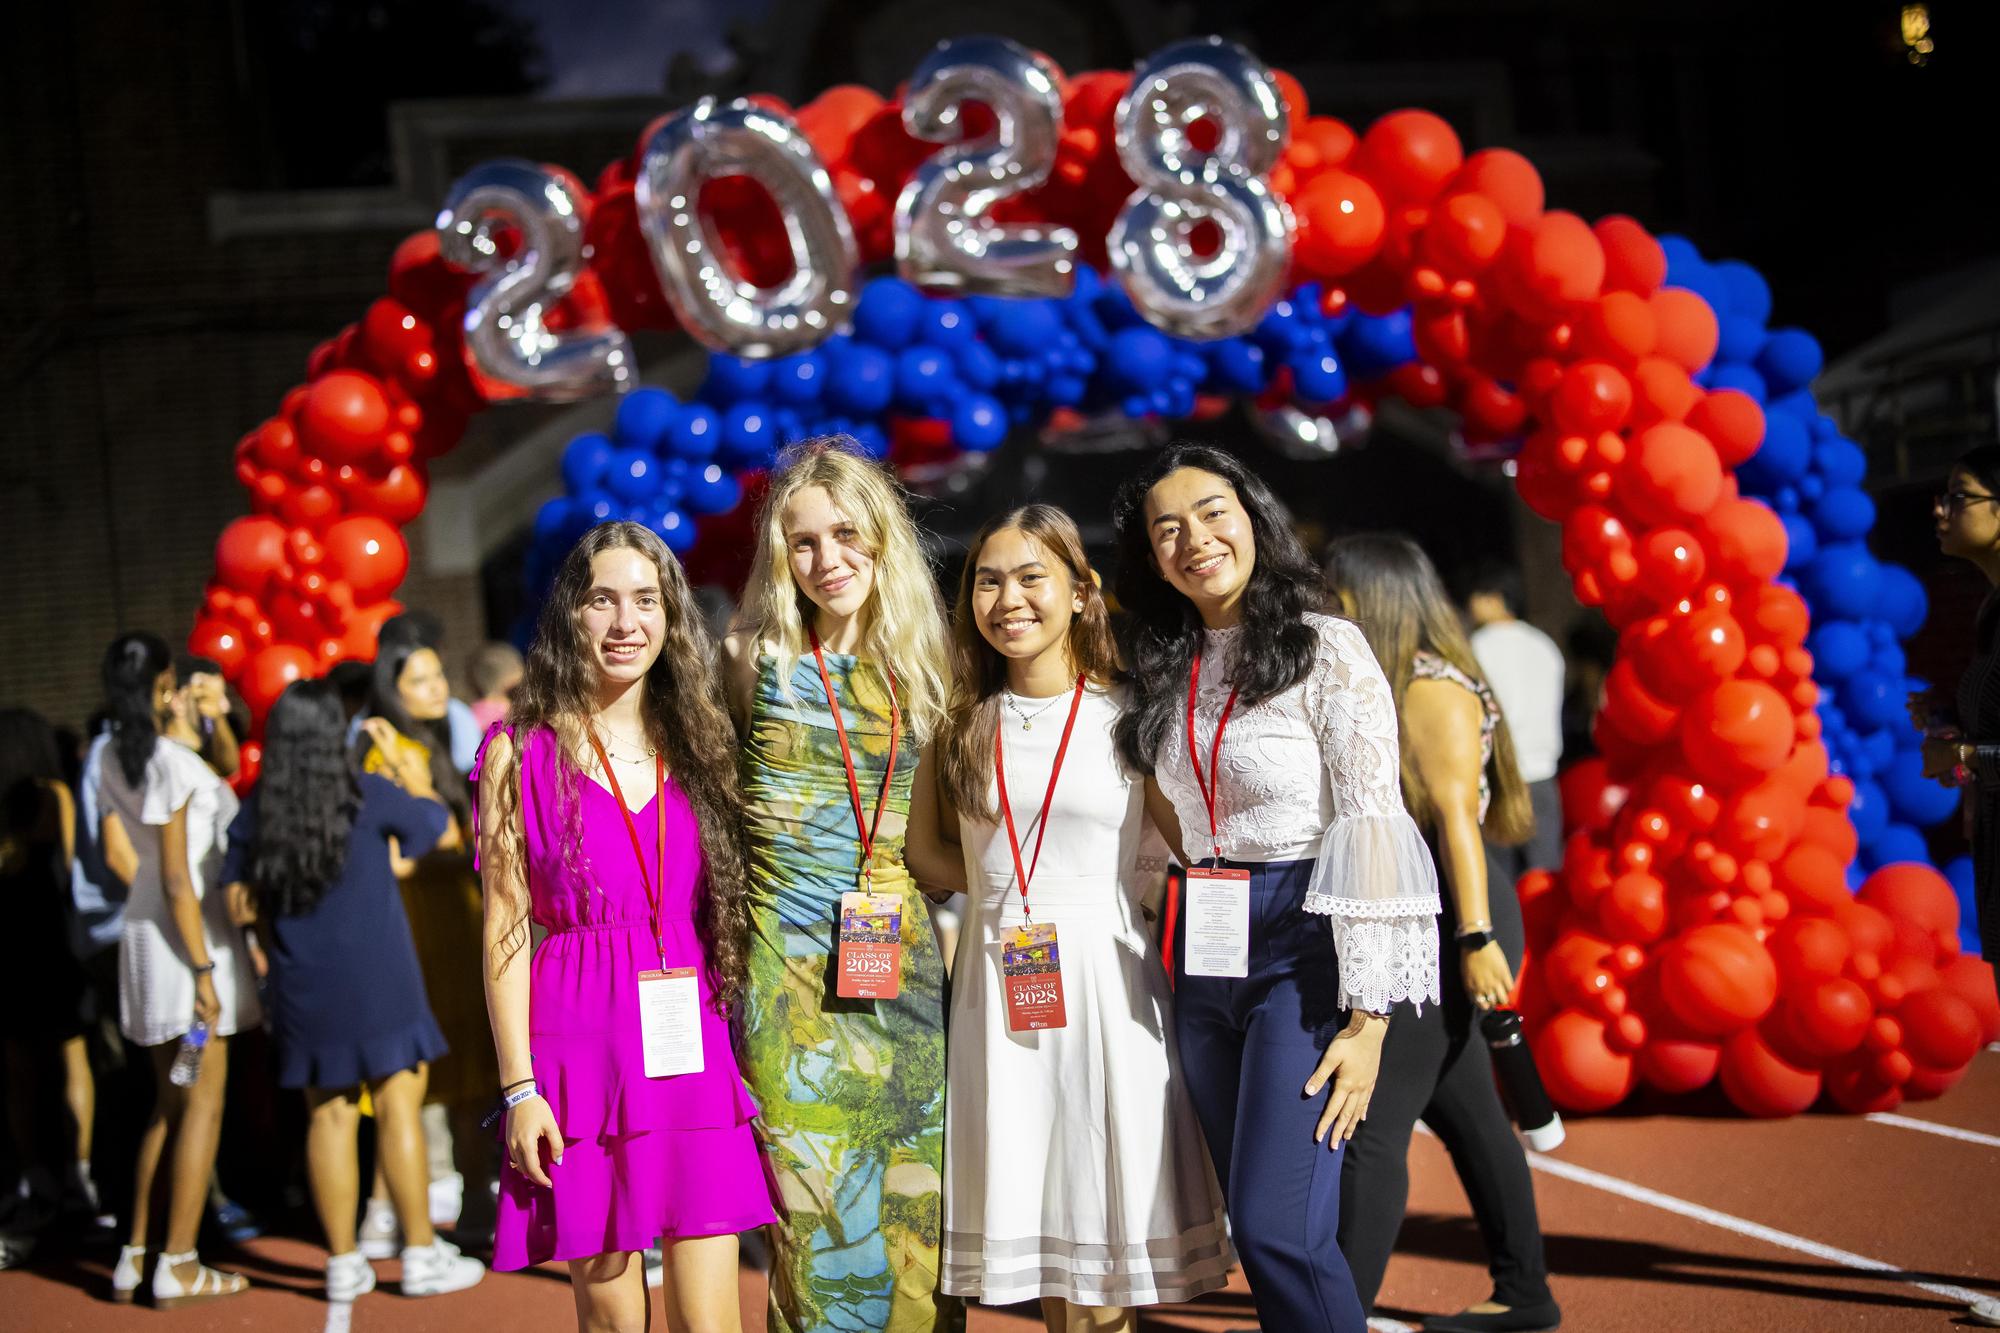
[1301,618,1442,1014]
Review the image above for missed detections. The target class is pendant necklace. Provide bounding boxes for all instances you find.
[1004,691,1065,732]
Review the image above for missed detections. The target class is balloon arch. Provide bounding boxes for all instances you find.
[194,37,1997,1115]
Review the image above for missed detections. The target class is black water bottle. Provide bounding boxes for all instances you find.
[1481,1009,1565,1151]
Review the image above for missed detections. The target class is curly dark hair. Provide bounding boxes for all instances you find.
[102,632,172,790]
[1110,443,1328,774]
[248,679,361,918]
[482,522,751,1007]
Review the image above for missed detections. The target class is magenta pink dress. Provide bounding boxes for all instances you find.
[485,726,775,1270]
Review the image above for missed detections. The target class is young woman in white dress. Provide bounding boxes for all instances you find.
[907,505,1232,1333]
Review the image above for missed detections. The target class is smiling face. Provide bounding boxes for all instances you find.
[1936,466,2000,561]
[579,546,668,687]
[395,647,452,722]
[784,485,877,627]
[1142,467,1258,621]
[972,527,1085,673]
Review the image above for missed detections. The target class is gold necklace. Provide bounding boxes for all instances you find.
[593,720,657,761]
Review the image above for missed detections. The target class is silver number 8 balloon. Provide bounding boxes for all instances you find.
[1109,37,1294,340]
[436,159,635,402]
[895,35,1079,298]
[635,97,859,359]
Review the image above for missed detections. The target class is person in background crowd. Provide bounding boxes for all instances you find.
[97,633,258,1307]
[909,506,1232,1331]
[479,521,774,1333]
[356,626,499,1254]
[467,643,524,734]
[163,657,240,783]
[1327,536,1559,1333]
[722,438,960,1332]
[221,679,483,1302]
[1559,619,1616,767]
[378,612,484,775]
[0,708,96,1253]
[1458,563,1564,876]
[1110,444,1440,1333]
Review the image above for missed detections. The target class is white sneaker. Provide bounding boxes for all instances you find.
[427,1171,464,1227]
[643,1245,664,1289]
[356,1197,401,1260]
[326,1250,377,1303]
[110,1244,145,1302]
[400,1236,484,1297]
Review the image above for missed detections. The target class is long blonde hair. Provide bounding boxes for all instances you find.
[1324,533,1534,846]
[739,437,950,740]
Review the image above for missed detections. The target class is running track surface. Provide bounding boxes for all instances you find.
[5,1051,1995,1332]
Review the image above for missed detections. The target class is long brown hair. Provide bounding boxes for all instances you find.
[1323,533,1533,846]
[481,522,750,1004]
[940,506,1121,820]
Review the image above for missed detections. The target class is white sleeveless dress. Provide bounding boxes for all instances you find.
[942,684,1233,1307]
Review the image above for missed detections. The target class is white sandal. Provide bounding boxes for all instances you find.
[110,1244,146,1303]
[151,1248,248,1308]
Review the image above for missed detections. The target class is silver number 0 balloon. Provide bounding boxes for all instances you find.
[436,159,634,402]
[635,97,859,358]
[1109,37,1293,340]
[895,35,1078,297]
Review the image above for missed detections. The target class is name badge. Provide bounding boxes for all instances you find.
[1000,922,1067,1032]
[1183,867,1251,978]
[637,968,703,1078]
[836,890,903,999]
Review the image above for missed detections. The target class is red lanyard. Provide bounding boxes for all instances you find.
[587,732,667,967]
[810,630,902,878]
[1185,651,1241,865]
[994,676,1087,921]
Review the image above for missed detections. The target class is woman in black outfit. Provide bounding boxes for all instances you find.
[1325,535,1559,1333]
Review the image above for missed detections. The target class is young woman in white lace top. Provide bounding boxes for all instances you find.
[1110,444,1440,1333]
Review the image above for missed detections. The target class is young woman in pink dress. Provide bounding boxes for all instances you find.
[476,521,775,1333]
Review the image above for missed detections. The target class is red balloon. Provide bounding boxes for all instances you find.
[1741,582,1811,649]
[1550,362,1633,435]
[352,464,427,524]
[187,617,249,678]
[1599,870,1668,943]
[337,599,404,662]
[1858,863,1961,941]
[1902,1062,1968,1101]
[1898,987,1982,1071]
[1600,658,1679,746]
[1573,291,1655,365]
[1685,390,1766,468]
[1822,1054,1903,1114]
[239,644,316,724]
[1701,497,1789,586]
[1680,681,1794,790]
[1718,1027,1821,1117]
[1622,423,1724,526]
[1500,211,1606,321]
[1658,923,1779,1036]
[1717,777,1805,863]
[1532,1010,1637,1112]
[298,371,392,464]
[360,298,433,369]
[1357,109,1463,203]
[321,515,410,603]
[1782,977,1872,1058]
[1650,287,1721,373]
[214,516,288,596]
[1447,149,1544,226]
[1940,954,2000,1044]
[1559,757,1627,834]
[1594,215,1667,296]
[1637,608,1747,702]
[1630,357,1703,426]
[1638,1036,1720,1094]
[279,483,342,530]
[1291,116,1358,172]
[1294,169,1386,277]
[1421,191,1508,274]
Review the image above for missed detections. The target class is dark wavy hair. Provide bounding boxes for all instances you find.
[940,505,1123,820]
[247,679,361,917]
[1111,443,1329,773]
[102,632,172,790]
[368,632,471,830]
[0,707,62,839]
[483,522,751,1006]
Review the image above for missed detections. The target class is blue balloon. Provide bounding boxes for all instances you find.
[1876,564,1928,640]
[1107,327,1175,393]
[720,401,775,468]
[1715,260,1773,323]
[1768,388,1817,423]
[1658,234,1704,277]
[614,387,679,450]
[1758,329,1823,394]
[649,506,696,555]
[1207,339,1267,394]
[895,347,958,409]
[1715,315,1766,366]
[1871,640,1907,682]
[1046,374,1086,406]
[1812,439,1867,487]
[532,496,573,546]
[682,462,742,516]
[575,488,618,527]
[1339,309,1417,377]
[702,355,770,405]
[1944,855,1982,952]
[1739,410,1810,490]
[1846,778,1890,847]
[1839,671,1906,732]
[952,393,1009,451]
[1852,724,1897,776]
[1780,514,1818,570]
[666,403,720,460]
[849,423,888,460]
[1808,621,1871,680]
[1807,542,1882,620]
[561,433,614,492]
[953,341,1003,392]
[823,342,895,415]
[1291,350,1348,404]
[1706,363,1768,403]
[604,447,658,504]
[1812,486,1876,541]
[771,352,826,405]
[853,278,925,348]
[919,299,976,348]
[1863,822,1929,872]
[985,300,1063,358]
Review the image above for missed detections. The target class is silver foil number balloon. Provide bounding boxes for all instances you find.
[635,97,859,358]
[436,159,634,403]
[1109,37,1293,340]
[895,35,1078,297]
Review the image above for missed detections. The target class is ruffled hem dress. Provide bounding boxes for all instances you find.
[483,725,777,1270]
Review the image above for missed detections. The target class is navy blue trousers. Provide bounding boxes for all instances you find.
[1173,859,1367,1333]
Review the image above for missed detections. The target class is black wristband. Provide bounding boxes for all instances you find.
[192,961,217,975]
[1456,928,1496,952]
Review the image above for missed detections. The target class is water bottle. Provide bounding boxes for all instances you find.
[1480,1009,1565,1151]
[169,1021,209,1089]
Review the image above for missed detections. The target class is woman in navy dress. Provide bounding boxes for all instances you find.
[221,679,484,1303]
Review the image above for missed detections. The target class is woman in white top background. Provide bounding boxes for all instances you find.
[1110,444,1442,1333]
[96,632,259,1308]
[907,505,1231,1333]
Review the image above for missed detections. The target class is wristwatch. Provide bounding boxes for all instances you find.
[1456,928,1496,952]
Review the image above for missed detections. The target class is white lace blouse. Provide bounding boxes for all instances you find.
[1156,613,1442,1014]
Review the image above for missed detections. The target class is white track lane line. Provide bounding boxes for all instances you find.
[1865,1111,2000,1148]
[1520,1150,1989,1306]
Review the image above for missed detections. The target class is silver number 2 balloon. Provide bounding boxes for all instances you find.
[895,35,1078,297]
[635,97,859,359]
[1109,36,1293,340]
[436,159,634,402]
